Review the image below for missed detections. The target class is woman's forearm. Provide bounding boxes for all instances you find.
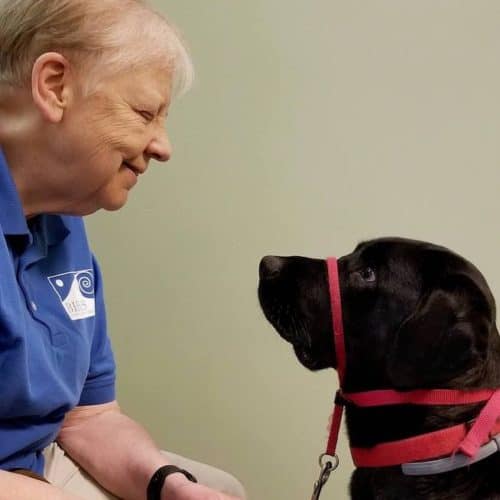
[56,402,172,500]
[0,470,83,500]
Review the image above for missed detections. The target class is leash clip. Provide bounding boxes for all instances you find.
[310,453,339,500]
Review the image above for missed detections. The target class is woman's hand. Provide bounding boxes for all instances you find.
[162,475,243,500]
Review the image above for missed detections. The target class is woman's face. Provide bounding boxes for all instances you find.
[54,65,173,215]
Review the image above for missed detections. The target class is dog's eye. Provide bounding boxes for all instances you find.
[359,268,376,283]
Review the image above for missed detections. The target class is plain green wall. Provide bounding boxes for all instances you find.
[86,2,500,499]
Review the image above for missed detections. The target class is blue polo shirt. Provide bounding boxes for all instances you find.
[0,149,116,474]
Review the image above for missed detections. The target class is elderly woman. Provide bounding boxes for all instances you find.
[0,1,245,499]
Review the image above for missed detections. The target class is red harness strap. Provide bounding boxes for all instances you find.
[344,388,499,407]
[325,258,347,457]
[325,256,500,469]
[351,419,500,467]
[458,389,500,457]
[327,258,346,385]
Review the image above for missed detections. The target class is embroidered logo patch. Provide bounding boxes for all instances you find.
[48,270,95,320]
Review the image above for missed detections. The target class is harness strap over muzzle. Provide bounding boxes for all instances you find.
[323,257,500,473]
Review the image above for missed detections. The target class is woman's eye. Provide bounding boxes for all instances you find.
[137,110,155,122]
[359,268,376,282]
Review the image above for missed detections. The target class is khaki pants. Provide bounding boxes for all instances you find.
[43,442,246,499]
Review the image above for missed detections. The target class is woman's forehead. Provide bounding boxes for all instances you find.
[93,65,173,104]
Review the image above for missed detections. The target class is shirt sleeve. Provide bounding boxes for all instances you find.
[78,255,116,406]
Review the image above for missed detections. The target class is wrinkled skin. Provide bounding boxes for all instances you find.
[258,237,500,500]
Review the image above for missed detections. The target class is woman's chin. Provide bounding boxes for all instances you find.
[101,192,129,212]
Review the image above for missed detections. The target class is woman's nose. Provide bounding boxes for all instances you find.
[147,128,172,162]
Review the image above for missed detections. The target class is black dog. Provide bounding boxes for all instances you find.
[258,237,500,500]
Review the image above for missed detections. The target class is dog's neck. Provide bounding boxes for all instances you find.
[342,335,500,498]
[344,333,500,450]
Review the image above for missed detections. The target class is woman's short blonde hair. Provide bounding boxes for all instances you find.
[0,0,194,97]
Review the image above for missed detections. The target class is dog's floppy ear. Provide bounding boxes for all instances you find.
[387,273,492,389]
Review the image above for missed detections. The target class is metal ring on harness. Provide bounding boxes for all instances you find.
[319,452,339,471]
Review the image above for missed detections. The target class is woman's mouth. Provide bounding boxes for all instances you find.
[123,162,140,176]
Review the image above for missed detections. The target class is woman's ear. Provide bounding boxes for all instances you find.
[31,52,74,123]
[386,274,491,390]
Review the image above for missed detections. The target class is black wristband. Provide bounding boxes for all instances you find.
[147,464,197,500]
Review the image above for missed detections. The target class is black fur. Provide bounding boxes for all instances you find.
[258,237,500,499]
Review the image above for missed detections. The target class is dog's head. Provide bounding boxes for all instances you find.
[258,238,497,392]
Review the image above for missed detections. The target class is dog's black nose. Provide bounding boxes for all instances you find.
[259,255,285,280]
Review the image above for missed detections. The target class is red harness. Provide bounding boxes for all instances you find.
[325,257,500,469]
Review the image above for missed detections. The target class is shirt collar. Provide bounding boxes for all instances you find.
[0,148,30,237]
[39,214,70,248]
[0,148,70,247]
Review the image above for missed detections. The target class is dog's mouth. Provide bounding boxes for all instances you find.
[258,293,300,343]
[258,255,336,371]
[258,289,324,370]
[293,344,324,370]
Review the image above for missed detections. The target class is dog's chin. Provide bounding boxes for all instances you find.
[293,345,326,371]
[259,301,332,371]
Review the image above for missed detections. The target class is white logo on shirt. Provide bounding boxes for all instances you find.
[48,270,95,320]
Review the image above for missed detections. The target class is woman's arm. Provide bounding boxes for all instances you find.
[57,400,173,500]
[57,401,241,500]
[0,470,83,500]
